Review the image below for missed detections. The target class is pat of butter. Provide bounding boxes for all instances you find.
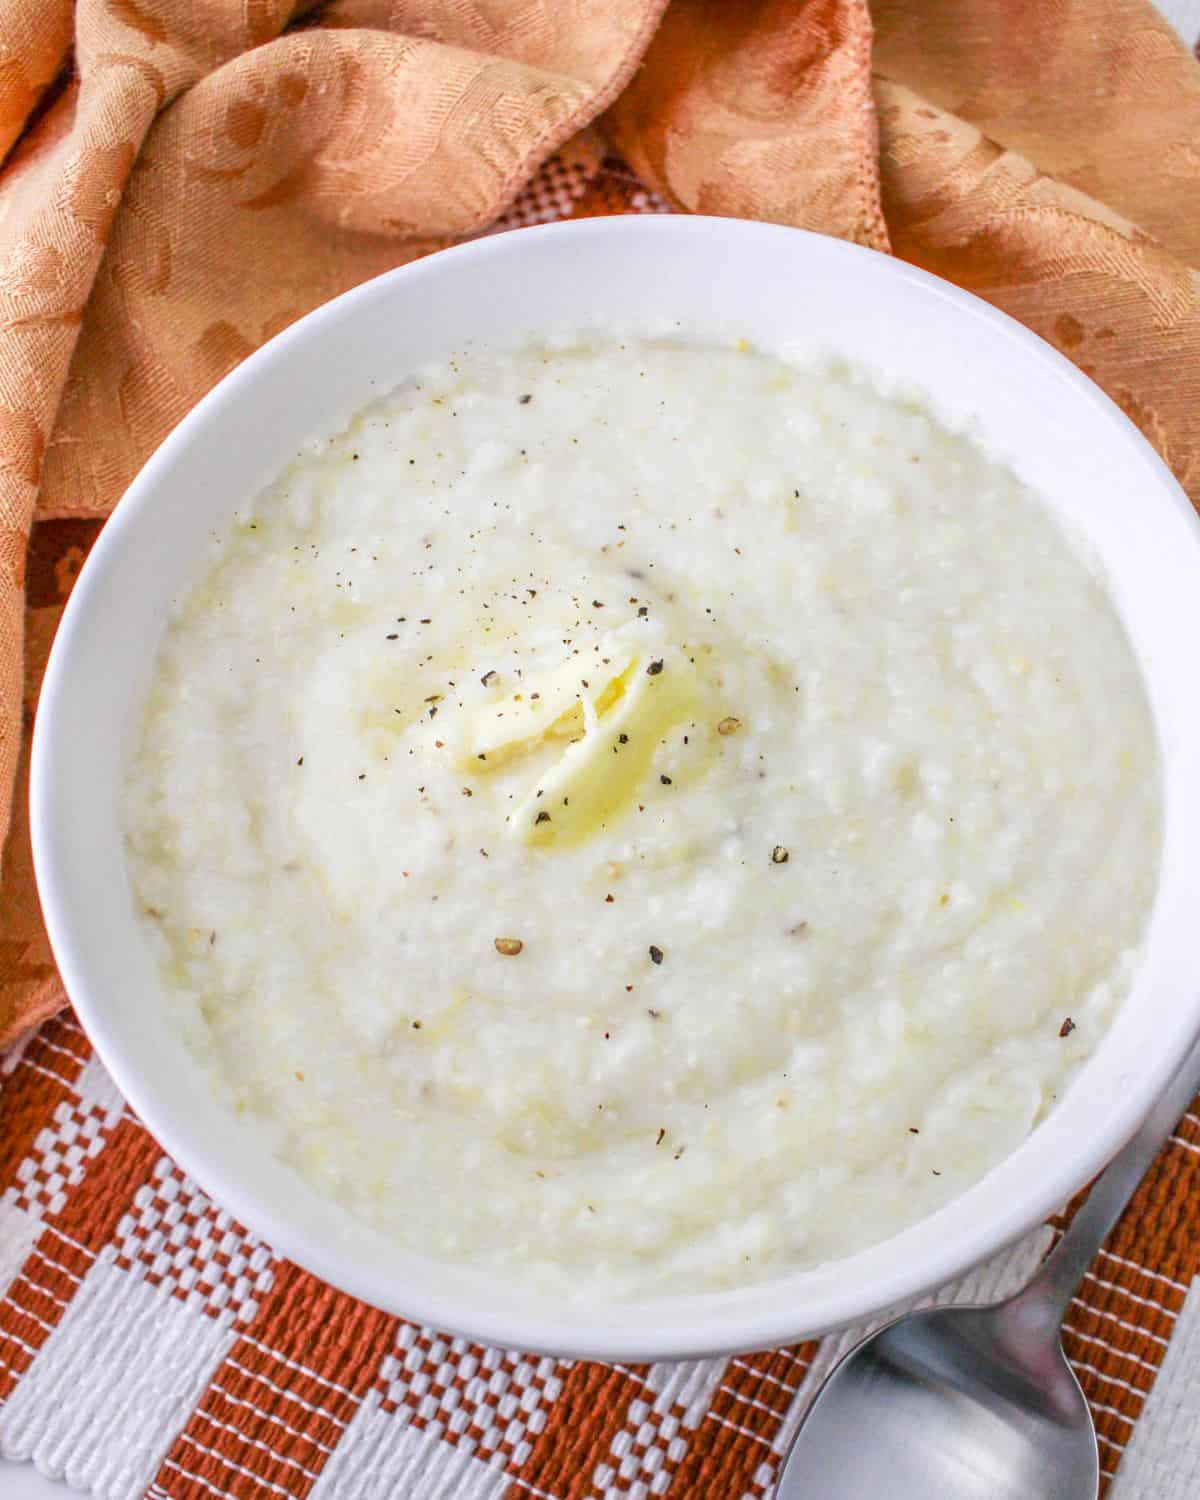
[465,649,635,764]
[510,647,697,846]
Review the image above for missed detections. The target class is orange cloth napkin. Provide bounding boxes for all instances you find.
[0,0,1197,1046]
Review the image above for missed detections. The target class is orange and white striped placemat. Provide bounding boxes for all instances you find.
[3,155,1200,1500]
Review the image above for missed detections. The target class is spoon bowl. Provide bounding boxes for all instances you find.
[775,1299,1098,1499]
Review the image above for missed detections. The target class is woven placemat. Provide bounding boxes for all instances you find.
[2,157,1199,1500]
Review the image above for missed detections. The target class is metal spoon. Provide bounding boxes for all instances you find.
[775,1036,1200,1499]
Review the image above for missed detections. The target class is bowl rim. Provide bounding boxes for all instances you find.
[30,213,1200,1361]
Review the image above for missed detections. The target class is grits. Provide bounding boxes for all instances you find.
[124,338,1162,1295]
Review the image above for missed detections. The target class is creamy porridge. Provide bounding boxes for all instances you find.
[125,338,1162,1296]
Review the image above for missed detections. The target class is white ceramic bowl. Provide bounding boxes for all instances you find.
[31,216,1200,1361]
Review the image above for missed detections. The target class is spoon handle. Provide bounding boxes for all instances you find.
[1013,1032,1200,1326]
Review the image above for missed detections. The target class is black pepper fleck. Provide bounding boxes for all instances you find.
[649,945,664,965]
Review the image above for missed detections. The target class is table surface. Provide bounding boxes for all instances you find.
[4,2,1197,1495]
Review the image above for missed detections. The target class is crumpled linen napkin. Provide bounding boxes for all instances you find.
[0,0,1196,1046]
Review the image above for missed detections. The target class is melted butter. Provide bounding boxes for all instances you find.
[511,647,699,847]
[460,635,701,849]
[463,648,635,766]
